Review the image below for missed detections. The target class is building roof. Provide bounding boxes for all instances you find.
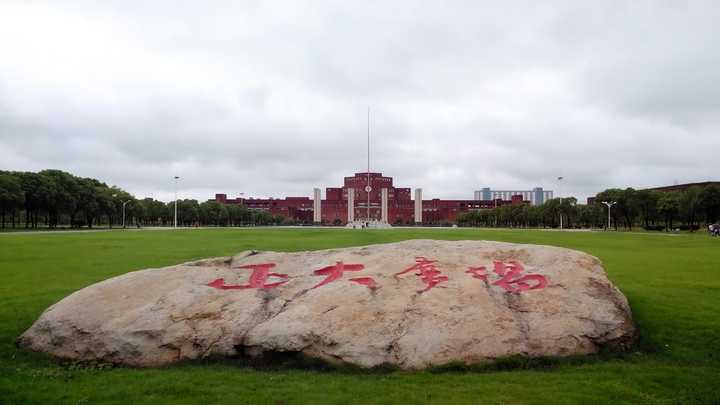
[645,181,720,192]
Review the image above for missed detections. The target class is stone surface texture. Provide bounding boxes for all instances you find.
[19,240,636,369]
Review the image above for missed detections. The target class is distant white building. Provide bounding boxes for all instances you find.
[473,187,553,206]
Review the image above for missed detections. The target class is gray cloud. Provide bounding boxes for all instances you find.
[1,0,719,203]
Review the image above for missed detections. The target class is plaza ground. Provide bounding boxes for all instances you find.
[0,228,718,404]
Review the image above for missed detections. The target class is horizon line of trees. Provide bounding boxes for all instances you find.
[3,169,720,231]
[457,185,720,231]
[0,169,290,229]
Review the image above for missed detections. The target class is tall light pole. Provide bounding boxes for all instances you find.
[112,194,118,228]
[111,194,131,229]
[121,200,130,228]
[602,201,616,230]
[173,176,180,228]
[237,192,245,227]
[557,176,564,230]
[366,106,371,223]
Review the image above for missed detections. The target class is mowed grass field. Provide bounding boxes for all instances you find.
[1,228,719,404]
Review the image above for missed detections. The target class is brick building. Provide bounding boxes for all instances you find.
[214,171,530,225]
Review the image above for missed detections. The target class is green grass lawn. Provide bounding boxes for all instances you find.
[1,228,718,404]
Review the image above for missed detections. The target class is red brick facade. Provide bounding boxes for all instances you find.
[215,172,527,224]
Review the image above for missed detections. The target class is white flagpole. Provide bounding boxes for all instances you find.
[367,107,370,222]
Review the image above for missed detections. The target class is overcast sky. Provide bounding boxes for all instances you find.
[2,1,719,202]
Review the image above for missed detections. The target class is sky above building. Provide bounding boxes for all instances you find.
[2,1,719,202]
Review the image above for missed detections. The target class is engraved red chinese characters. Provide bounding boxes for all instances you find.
[466,265,489,281]
[312,261,376,289]
[395,257,449,293]
[348,277,377,289]
[207,263,289,290]
[465,260,547,293]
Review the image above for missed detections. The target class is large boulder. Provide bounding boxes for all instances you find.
[19,240,636,369]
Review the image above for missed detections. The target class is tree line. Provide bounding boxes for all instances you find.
[457,185,720,231]
[594,186,720,230]
[0,170,289,229]
[3,169,719,231]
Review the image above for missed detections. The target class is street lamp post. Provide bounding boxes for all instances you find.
[121,200,130,228]
[559,199,564,230]
[557,176,564,230]
[366,107,371,224]
[602,201,616,230]
[112,194,131,229]
[173,176,180,228]
[238,193,245,226]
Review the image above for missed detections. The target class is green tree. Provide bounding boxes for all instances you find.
[40,169,81,228]
[526,205,542,228]
[699,185,720,224]
[199,201,229,226]
[108,187,134,228]
[238,205,253,225]
[558,197,578,228]
[595,189,623,229]
[225,204,242,226]
[679,186,702,230]
[577,204,603,228]
[252,210,274,226]
[75,178,99,228]
[139,198,167,226]
[542,198,561,228]
[0,172,24,229]
[168,199,200,226]
[130,200,145,226]
[635,190,660,227]
[657,192,681,230]
[17,172,51,228]
[616,188,639,230]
